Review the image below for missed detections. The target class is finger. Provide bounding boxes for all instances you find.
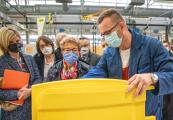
[18,93,24,99]
[134,80,144,96]
[17,91,22,98]
[127,77,139,93]
[139,84,147,96]
[19,88,26,92]
[20,85,28,91]
[22,84,28,88]
[128,74,137,85]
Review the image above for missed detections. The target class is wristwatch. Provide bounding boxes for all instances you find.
[151,73,159,84]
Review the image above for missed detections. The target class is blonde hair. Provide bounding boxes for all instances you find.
[55,32,68,48]
[0,27,20,54]
[60,36,79,50]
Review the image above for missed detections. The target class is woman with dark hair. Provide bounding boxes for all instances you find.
[34,36,59,82]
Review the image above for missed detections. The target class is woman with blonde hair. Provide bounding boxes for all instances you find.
[46,36,90,81]
[0,27,42,120]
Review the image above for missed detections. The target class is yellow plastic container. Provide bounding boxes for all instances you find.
[32,79,155,120]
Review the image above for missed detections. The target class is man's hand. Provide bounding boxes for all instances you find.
[127,73,153,96]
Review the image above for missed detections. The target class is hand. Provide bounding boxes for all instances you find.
[18,85,31,100]
[127,73,153,96]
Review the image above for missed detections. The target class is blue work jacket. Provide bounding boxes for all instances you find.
[83,30,173,120]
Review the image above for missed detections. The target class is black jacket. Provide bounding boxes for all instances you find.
[55,48,63,61]
[80,52,101,66]
[33,52,62,78]
[46,60,90,82]
[163,94,173,120]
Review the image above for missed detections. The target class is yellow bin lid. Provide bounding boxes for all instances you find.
[32,79,155,120]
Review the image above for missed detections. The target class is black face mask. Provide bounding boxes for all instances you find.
[8,43,23,53]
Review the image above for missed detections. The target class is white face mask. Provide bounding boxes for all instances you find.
[165,47,169,51]
[105,31,122,48]
[41,47,53,55]
[80,47,90,56]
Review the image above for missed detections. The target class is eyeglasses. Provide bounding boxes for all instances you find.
[63,48,79,53]
[39,44,51,49]
[101,21,121,37]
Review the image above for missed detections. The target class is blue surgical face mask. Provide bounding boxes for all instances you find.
[105,31,122,48]
[63,52,78,65]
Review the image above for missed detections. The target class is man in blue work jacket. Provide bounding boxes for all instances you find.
[83,8,173,120]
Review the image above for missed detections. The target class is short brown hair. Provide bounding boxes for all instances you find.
[60,36,79,50]
[163,41,170,45]
[36,36,55,55]
[97,8,124,25]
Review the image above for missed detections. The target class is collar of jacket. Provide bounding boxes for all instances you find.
[130,29,143,53]
[128,29,144,77]
[3,52,31,73]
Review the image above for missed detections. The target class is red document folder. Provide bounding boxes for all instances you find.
[1,69,30,89]
[7,98,24,106]
[0,69,30,105]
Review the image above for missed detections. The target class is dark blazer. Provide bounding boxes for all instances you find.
[0,53,42,120]
[163,52,173,120]
[80,52,101,66]
[55,48,63,61]
[163,94,173,120]
[34,52,62,78]
[46,60,90,82]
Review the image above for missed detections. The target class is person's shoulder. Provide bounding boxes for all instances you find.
[55,48,61,52]
[53,60,63,69]
[79,60,90,70]
[142,34,160,45]
[33,53,43,59]
[0,54,6,62]
[132,30,159,45]
[22,53,34,59]
[33,53,39,58]
[90,52,100,58]
[140,35,163,54]
[54,59,63,65]
[103,47,117,56]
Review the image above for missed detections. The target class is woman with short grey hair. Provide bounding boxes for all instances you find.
[47,36,90,81]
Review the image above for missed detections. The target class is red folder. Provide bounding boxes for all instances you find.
[7,98,24,106]
[0,69,30,105]
[1,69,30,89]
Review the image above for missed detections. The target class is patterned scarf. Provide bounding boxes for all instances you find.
[61,61,78,80]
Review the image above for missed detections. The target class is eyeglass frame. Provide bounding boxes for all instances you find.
[62,48,79,53]
[101,21,122,37]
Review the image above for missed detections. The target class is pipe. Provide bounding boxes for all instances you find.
[6,5,173,17]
